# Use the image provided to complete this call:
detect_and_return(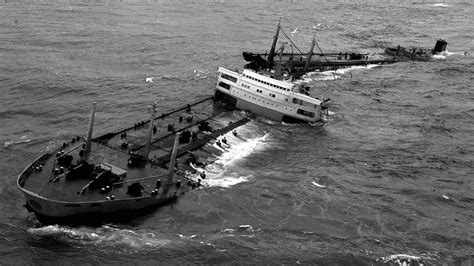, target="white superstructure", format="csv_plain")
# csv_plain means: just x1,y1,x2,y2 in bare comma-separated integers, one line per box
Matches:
215,67,328,123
